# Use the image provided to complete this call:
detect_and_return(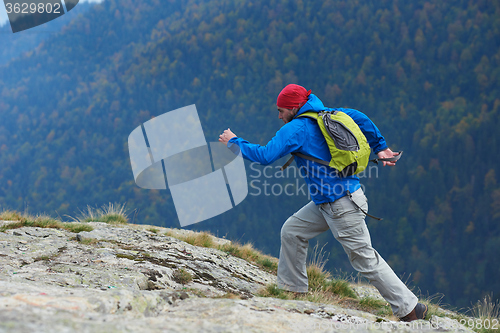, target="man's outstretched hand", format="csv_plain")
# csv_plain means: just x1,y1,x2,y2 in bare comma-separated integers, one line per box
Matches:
377,148,399,166
219,128,237,146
